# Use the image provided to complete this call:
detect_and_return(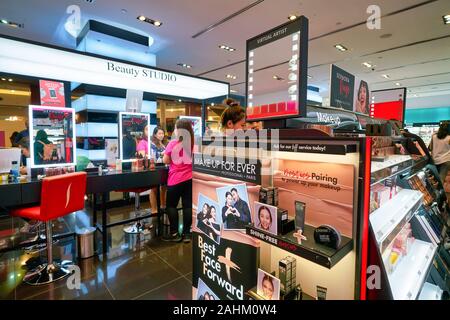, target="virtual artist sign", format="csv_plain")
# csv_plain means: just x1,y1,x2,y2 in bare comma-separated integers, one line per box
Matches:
193,233,258,300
